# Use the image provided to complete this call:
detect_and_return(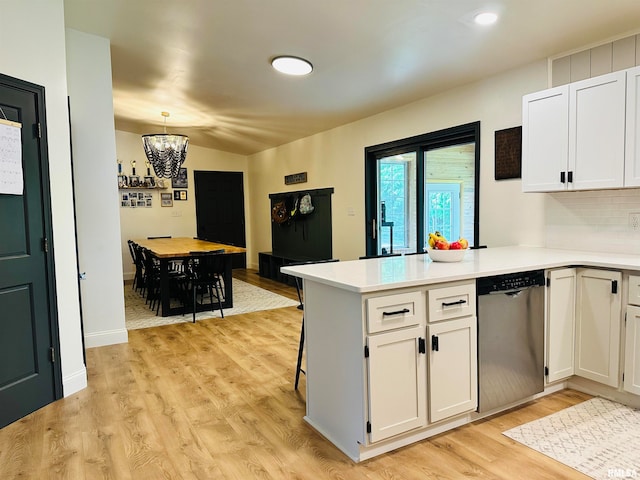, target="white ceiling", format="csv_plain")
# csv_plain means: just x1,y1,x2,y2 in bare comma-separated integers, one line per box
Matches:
63,0,640,155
